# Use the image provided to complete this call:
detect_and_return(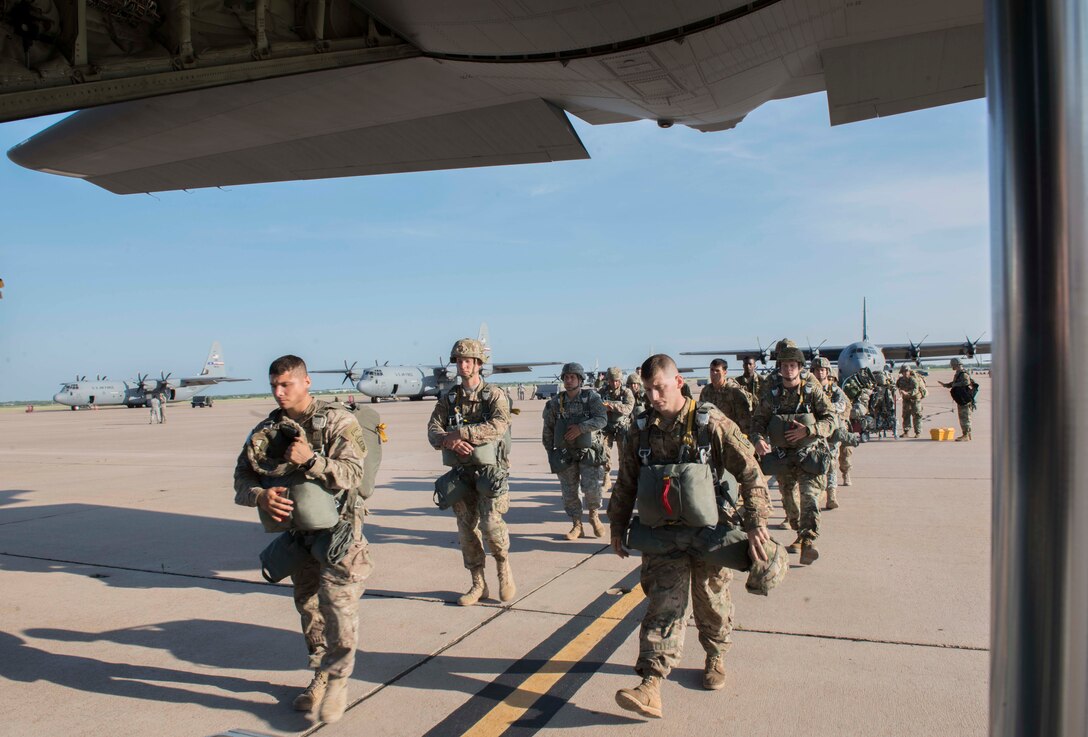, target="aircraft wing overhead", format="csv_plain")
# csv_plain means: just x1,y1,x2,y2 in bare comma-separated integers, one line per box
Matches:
490,362,562,375
178,376,249,387
879,341,992,361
